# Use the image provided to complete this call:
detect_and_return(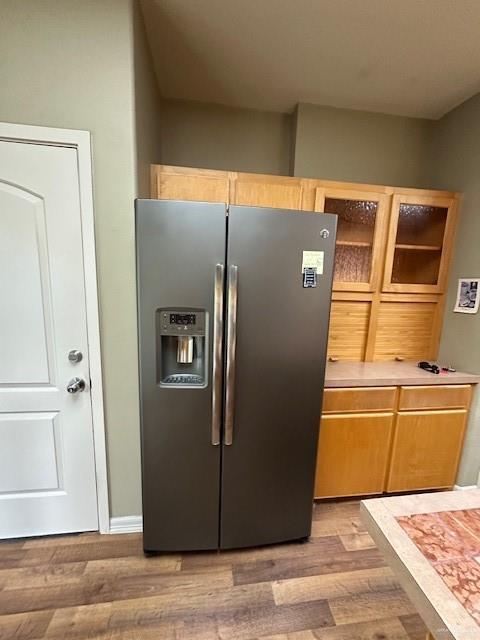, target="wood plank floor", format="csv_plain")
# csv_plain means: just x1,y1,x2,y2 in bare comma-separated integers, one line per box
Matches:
0,500,427,639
